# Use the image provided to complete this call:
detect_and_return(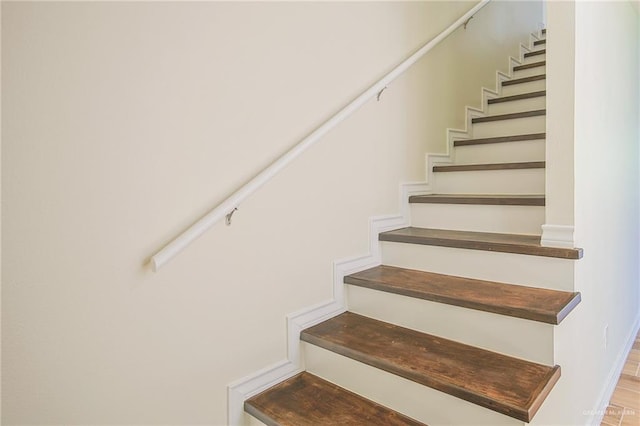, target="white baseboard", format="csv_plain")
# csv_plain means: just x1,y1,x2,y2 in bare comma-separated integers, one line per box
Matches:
226,181,429,426
541,224,575,248
587,314,640,425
